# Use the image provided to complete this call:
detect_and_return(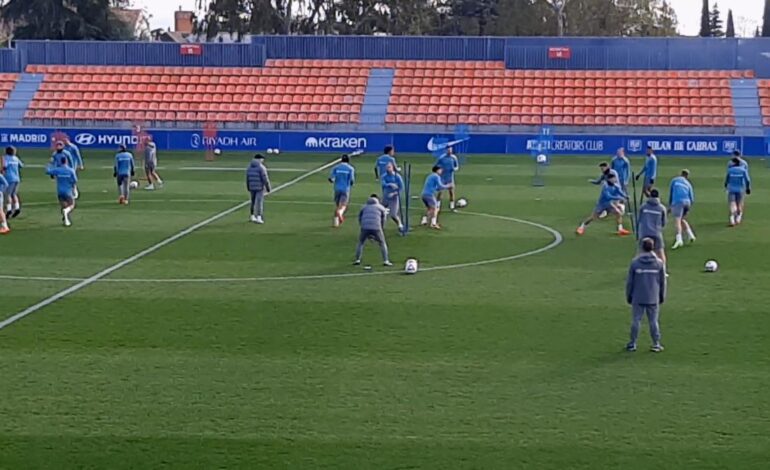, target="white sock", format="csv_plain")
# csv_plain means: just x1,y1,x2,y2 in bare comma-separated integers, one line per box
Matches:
13,201,19,210
4,204,9,213
686,228,695,239
333,216,339,227
450,201,455,209
1,221,7,229
676,233,683,243
617,224,623,231
729,215,735,225
431,216,437,225
420,216,428,225
63,206,73,216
